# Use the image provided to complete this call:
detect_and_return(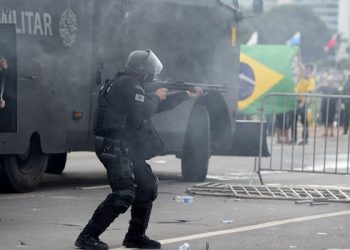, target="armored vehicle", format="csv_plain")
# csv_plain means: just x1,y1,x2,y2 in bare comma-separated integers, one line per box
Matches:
0,0,265,192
